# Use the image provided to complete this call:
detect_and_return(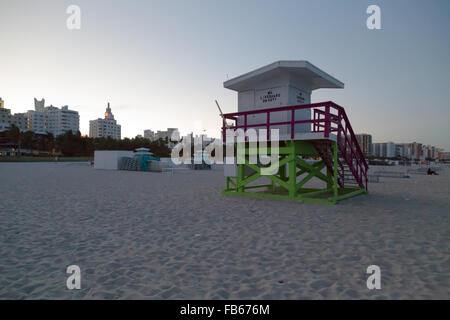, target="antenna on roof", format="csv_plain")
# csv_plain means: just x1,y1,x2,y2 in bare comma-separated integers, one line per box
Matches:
215,100,224,119
215,100,235,131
